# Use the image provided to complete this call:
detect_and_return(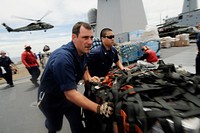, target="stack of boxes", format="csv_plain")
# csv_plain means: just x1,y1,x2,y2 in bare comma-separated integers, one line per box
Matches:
160,33,190,48
160,36,174,48
174,34,190,47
